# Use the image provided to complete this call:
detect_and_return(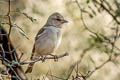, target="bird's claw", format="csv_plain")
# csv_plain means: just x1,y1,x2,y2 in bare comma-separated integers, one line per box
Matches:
41,56,46,62
53,55,58,62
